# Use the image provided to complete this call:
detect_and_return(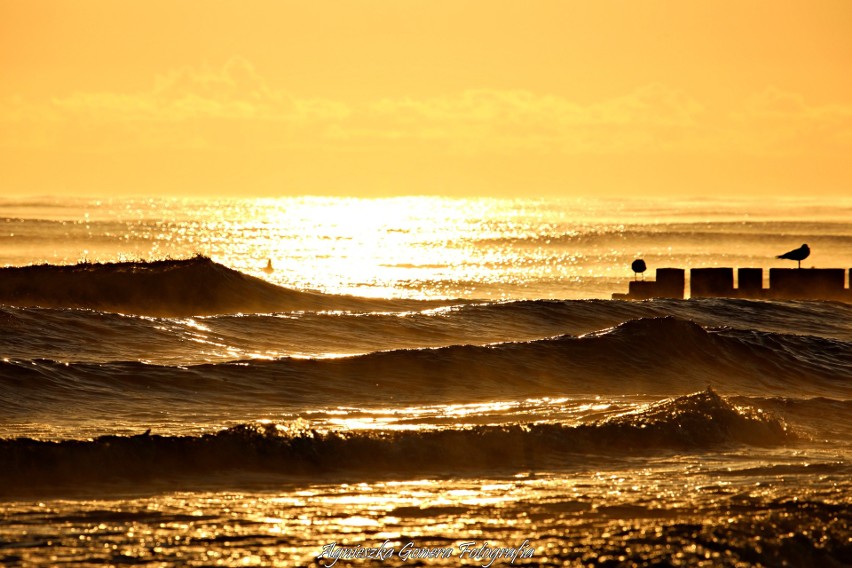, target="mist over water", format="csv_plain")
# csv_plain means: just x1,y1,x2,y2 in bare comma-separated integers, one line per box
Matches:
1,196,850,566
